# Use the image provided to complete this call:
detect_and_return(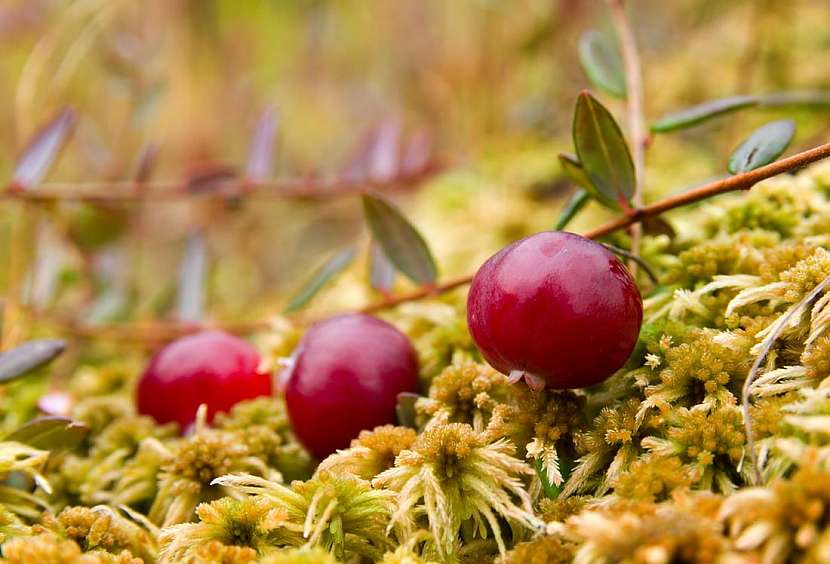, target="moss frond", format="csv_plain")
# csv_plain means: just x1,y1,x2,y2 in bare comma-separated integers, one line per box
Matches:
317,425,417,480
214,471,395,561
373,422,542,559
